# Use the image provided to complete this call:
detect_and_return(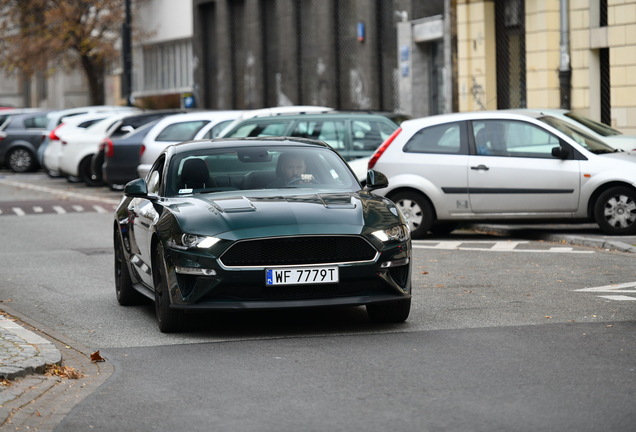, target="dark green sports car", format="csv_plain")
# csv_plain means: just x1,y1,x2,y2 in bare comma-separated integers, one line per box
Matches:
114,137,411,332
